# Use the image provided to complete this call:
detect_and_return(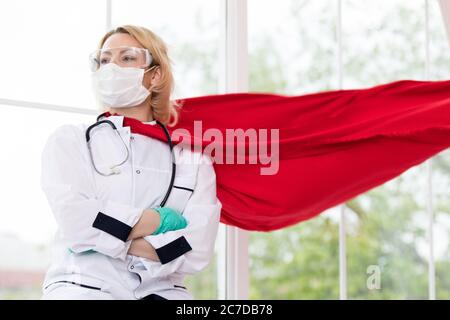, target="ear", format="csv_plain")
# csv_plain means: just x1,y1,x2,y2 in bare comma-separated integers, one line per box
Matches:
150,67,162,88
